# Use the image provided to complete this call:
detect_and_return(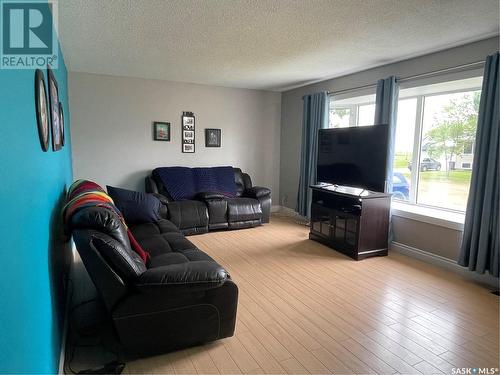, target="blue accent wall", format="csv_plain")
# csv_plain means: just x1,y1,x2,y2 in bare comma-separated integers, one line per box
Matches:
0,3,73,373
